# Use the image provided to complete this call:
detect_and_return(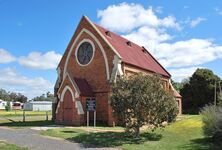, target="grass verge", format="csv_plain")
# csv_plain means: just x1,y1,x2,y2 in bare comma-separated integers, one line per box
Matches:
0,141,28,150
0,110,52,117
0,110,53,128
41,115,222,150
0,120,54,127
